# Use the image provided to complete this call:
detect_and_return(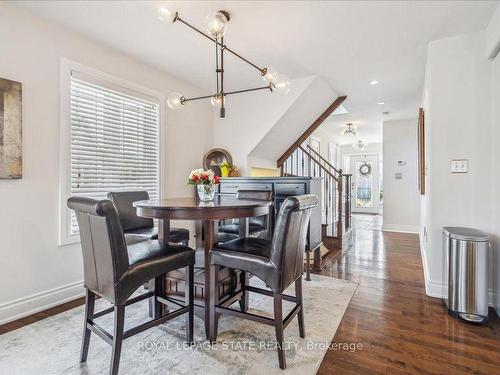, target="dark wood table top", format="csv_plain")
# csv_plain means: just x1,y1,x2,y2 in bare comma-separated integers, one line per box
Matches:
134,195,272,220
